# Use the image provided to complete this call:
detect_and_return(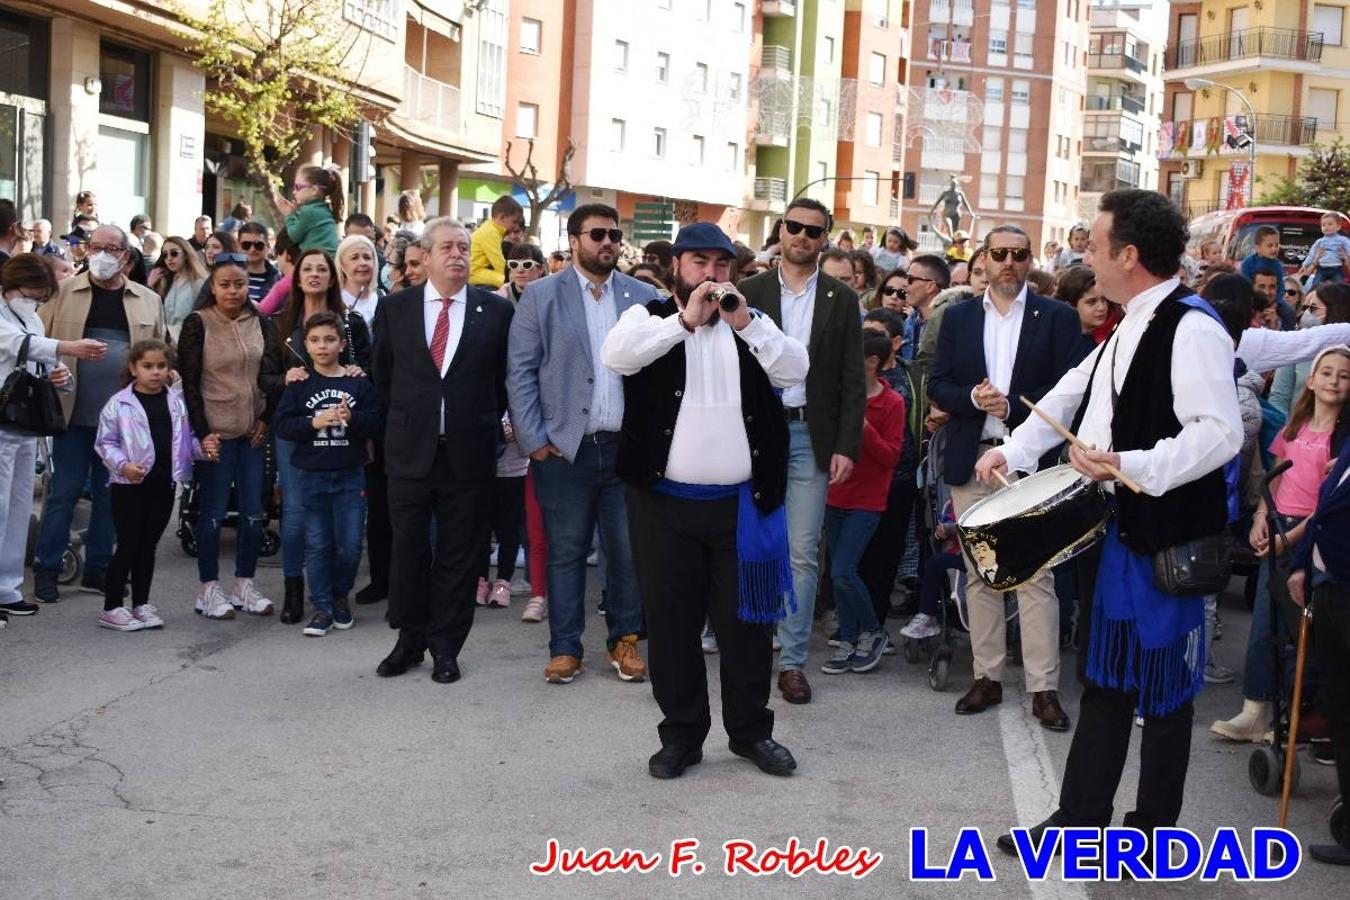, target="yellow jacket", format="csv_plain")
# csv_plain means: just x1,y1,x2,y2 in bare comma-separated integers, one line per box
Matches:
470,218,507,288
